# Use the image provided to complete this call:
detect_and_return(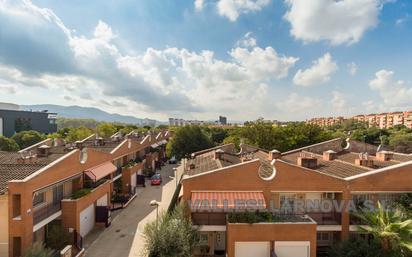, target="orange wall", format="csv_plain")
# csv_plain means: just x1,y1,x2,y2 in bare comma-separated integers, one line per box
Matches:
227,223,317,257
61,181,111,232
